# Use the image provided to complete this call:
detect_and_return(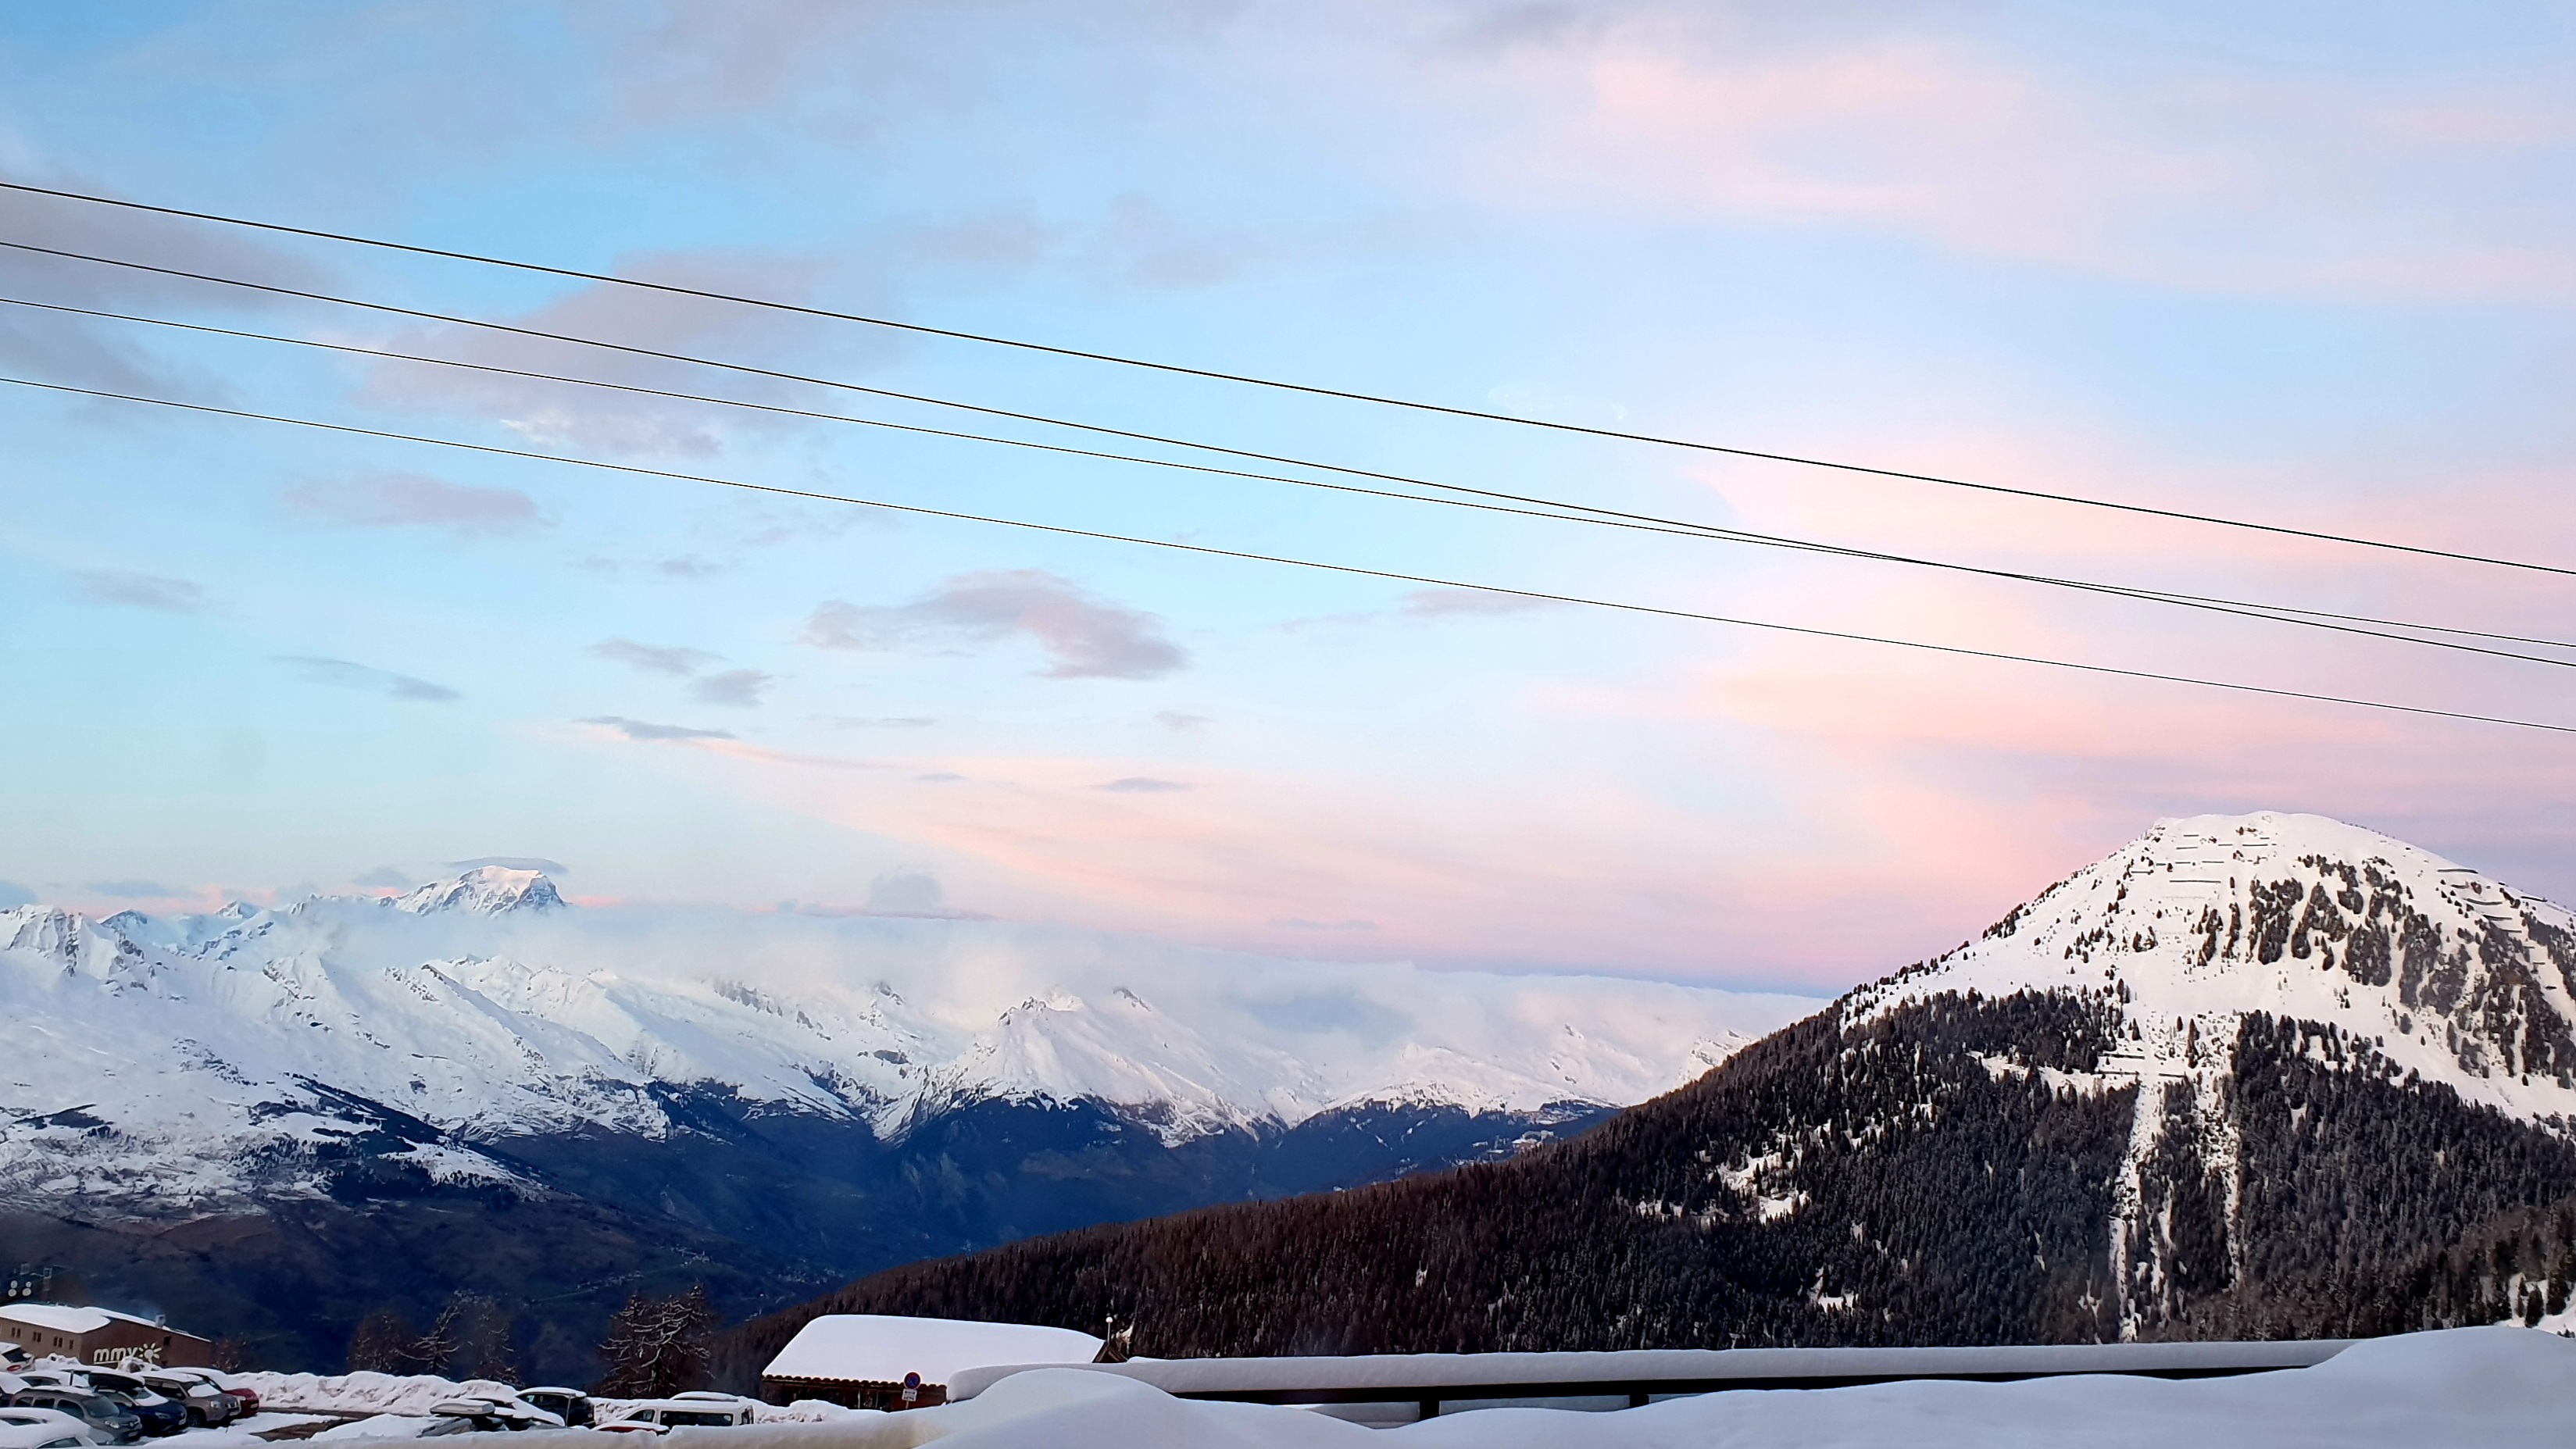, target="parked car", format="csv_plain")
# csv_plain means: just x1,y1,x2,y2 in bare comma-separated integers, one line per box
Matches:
595,1397,757,1434
131,1369,253,1430
2,1390,140,1445
131,1378,231,1430
0,1422,91,1449
20,1377,173,1444
417,1398,561,1437
0,1408,102,1447
63,1377,180,1440
148,1372,256,1420
516,1389,591,1428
